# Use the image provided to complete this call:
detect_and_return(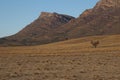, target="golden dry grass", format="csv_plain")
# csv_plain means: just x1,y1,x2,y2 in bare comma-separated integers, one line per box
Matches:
0,35,120,80
0,34,120,54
